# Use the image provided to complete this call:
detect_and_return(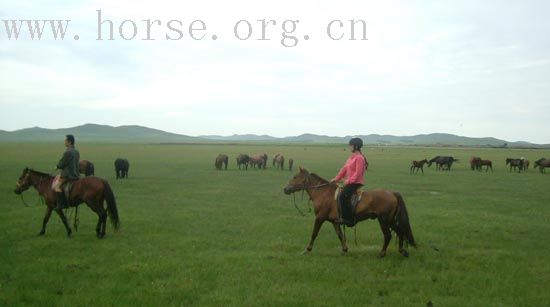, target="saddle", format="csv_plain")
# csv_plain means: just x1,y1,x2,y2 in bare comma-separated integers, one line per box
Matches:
335,187,363,226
